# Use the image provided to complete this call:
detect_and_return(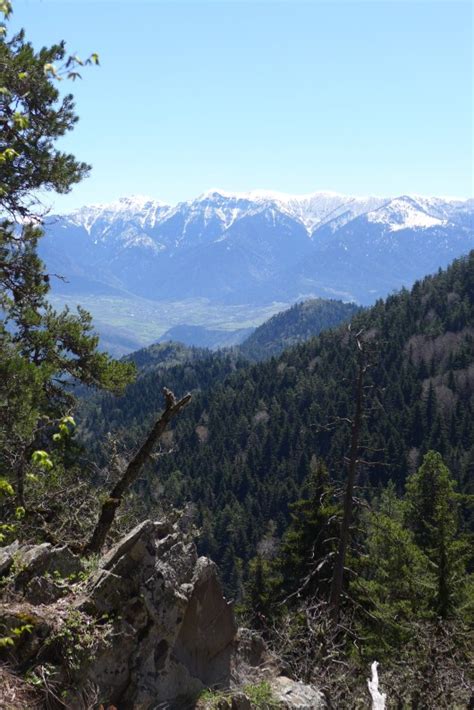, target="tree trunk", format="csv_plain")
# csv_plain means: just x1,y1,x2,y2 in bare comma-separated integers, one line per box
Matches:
84,388,191,556
329,355,364,614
